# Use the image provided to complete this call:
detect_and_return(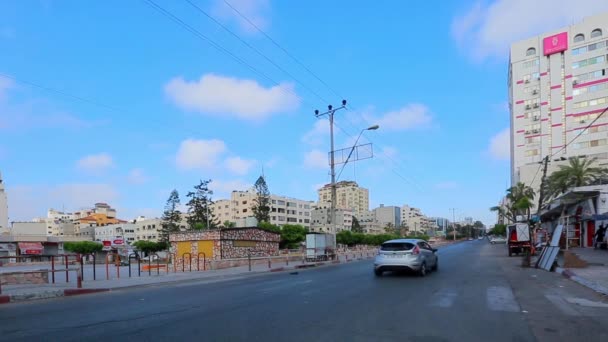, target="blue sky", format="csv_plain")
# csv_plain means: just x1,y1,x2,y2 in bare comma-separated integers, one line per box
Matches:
1,0,607,225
